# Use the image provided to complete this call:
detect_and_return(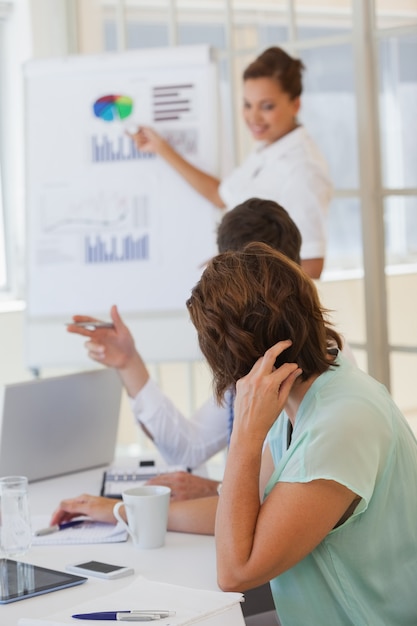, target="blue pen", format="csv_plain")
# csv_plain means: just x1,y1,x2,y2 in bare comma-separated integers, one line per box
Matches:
34,519,86,536
72,611,176,621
